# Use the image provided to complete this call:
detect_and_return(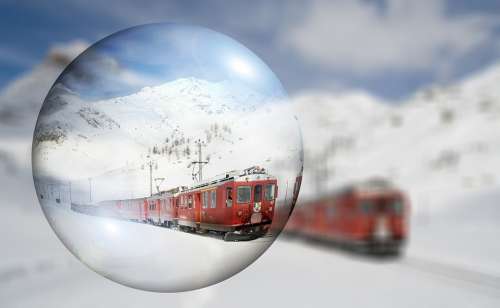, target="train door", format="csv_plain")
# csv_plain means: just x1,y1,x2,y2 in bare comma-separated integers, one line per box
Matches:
197,192,203,223
373,196,392,241
262,182,276,221
224,184,234,224
156,199,161,223
193,193,200,223
252,184,263,224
